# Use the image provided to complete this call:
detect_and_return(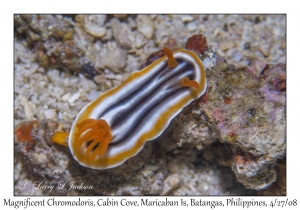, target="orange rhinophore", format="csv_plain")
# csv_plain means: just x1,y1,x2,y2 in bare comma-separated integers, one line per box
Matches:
163,46,178,68
181,77,200,89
